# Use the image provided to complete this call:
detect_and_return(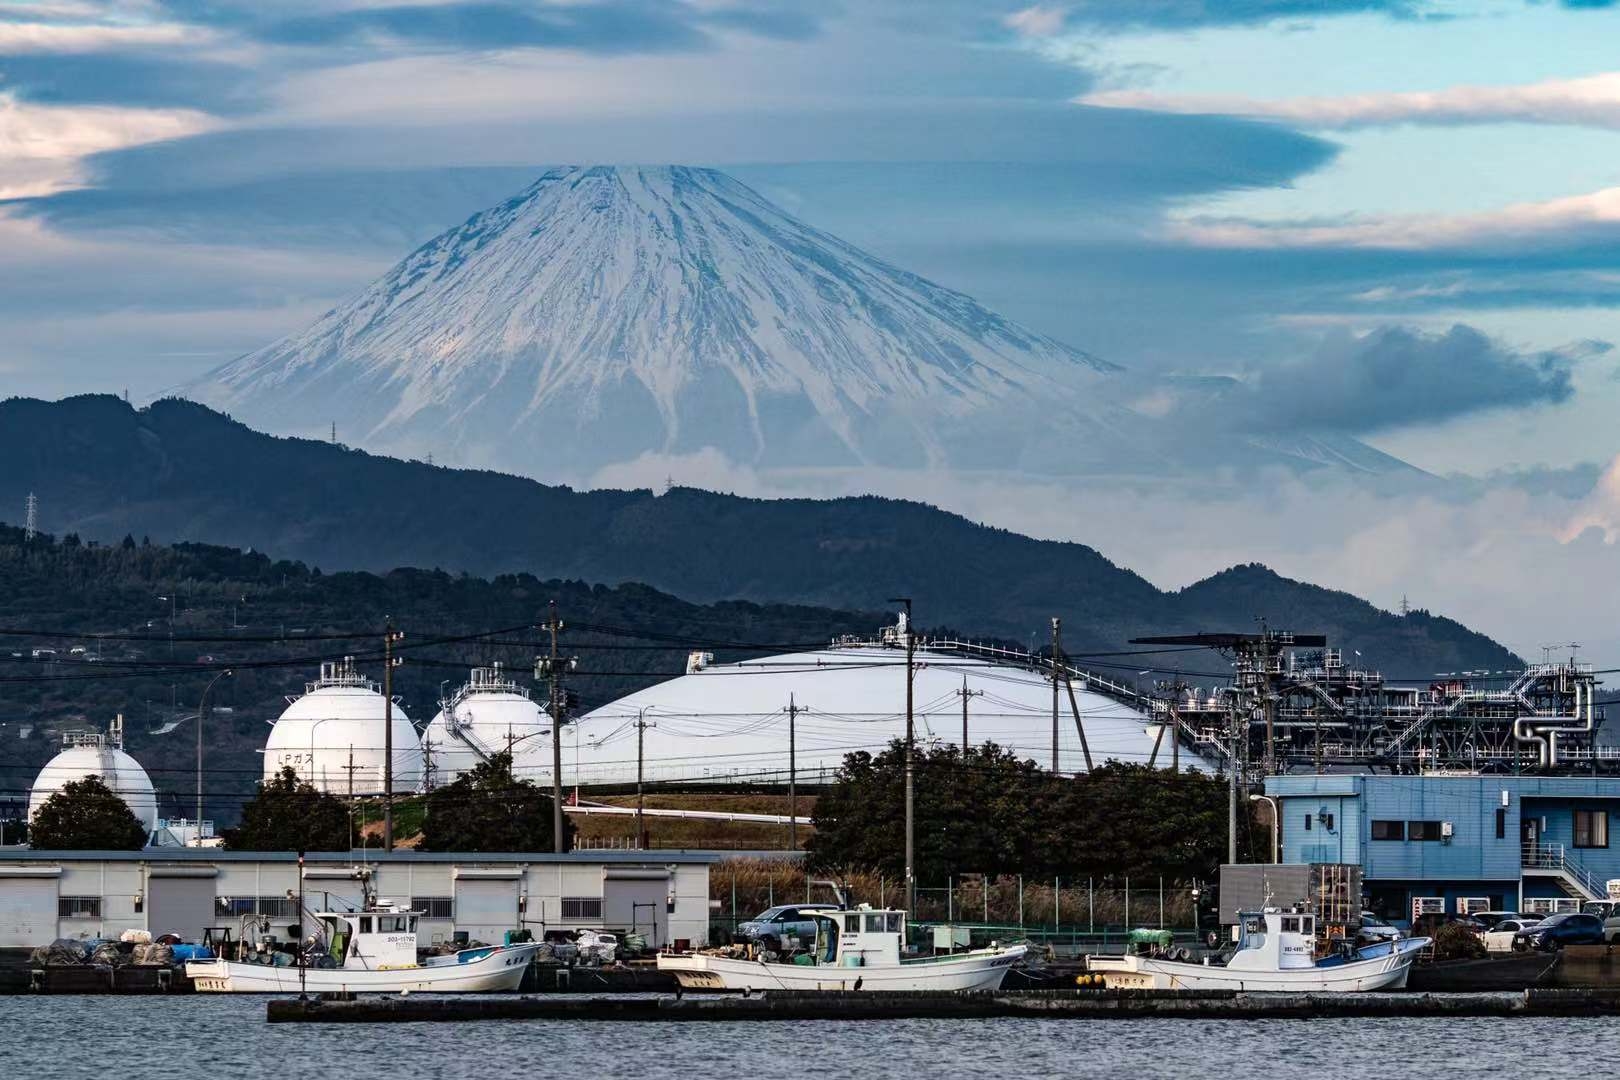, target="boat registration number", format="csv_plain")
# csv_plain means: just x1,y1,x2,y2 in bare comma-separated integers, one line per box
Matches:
672,971,726,990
